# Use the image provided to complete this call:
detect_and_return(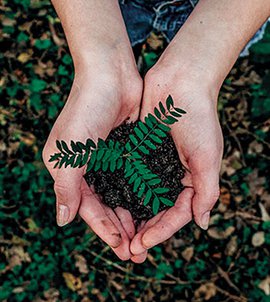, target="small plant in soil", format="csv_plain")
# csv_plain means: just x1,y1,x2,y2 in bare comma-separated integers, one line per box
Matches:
49,95,187,222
